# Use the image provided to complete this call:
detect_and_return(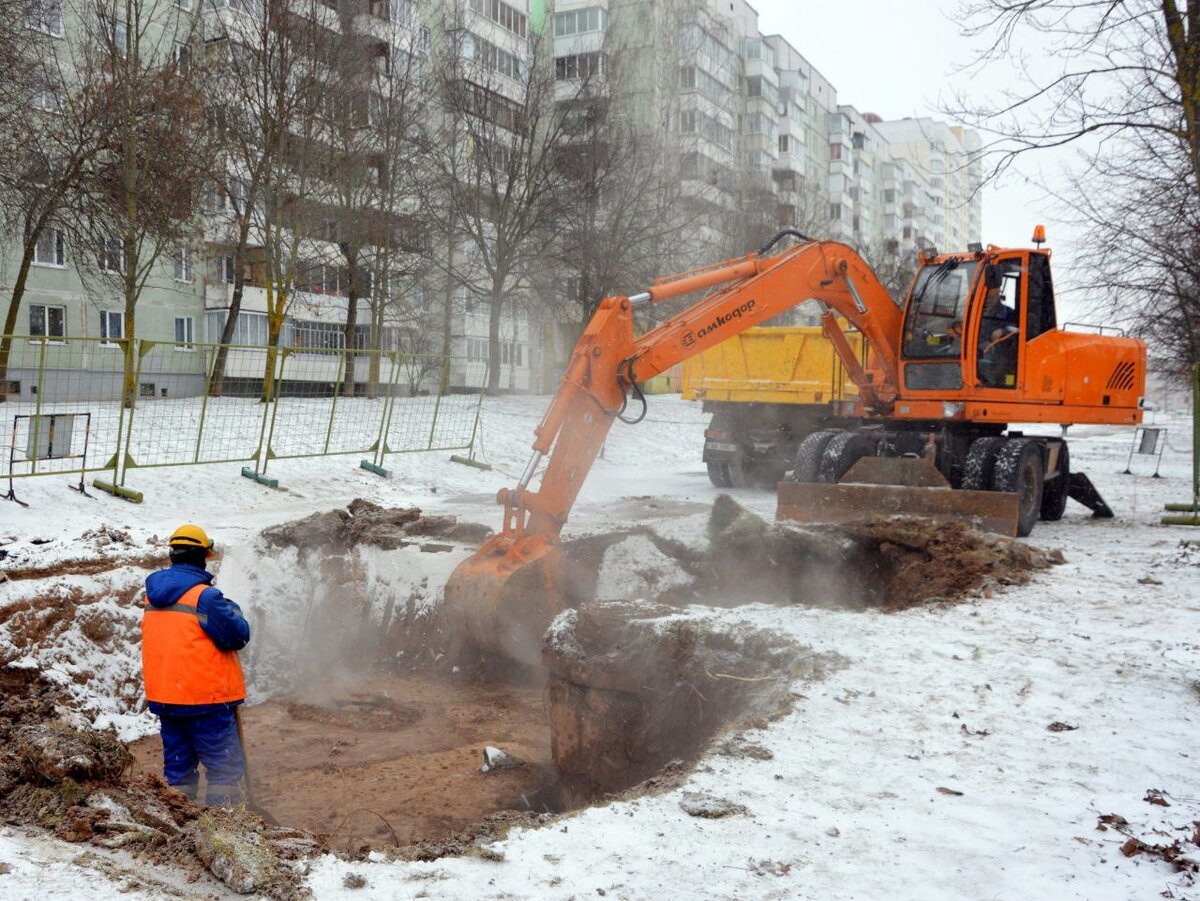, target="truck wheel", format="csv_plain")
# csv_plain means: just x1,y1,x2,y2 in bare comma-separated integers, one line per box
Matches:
1040,441,1069,521
961,436,1006,491
991,438,1045,537
818,431,875,484
726,450,753,489
706,460,733,489
790,430,839,483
